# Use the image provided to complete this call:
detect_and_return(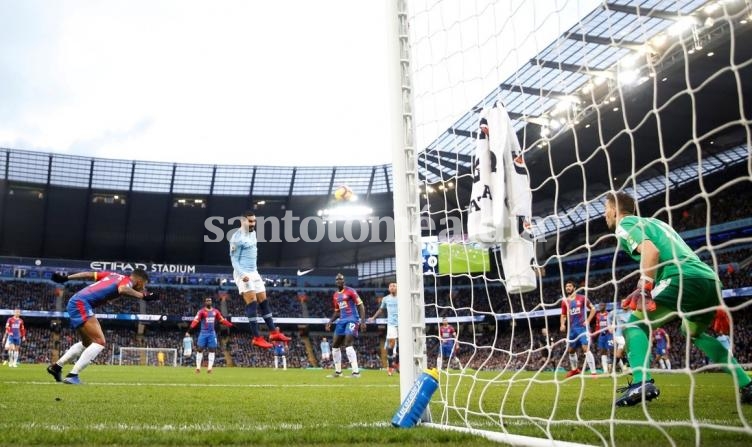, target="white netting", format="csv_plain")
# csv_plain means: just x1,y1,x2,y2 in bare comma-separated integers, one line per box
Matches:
399,0,752,445
119,347,178,367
